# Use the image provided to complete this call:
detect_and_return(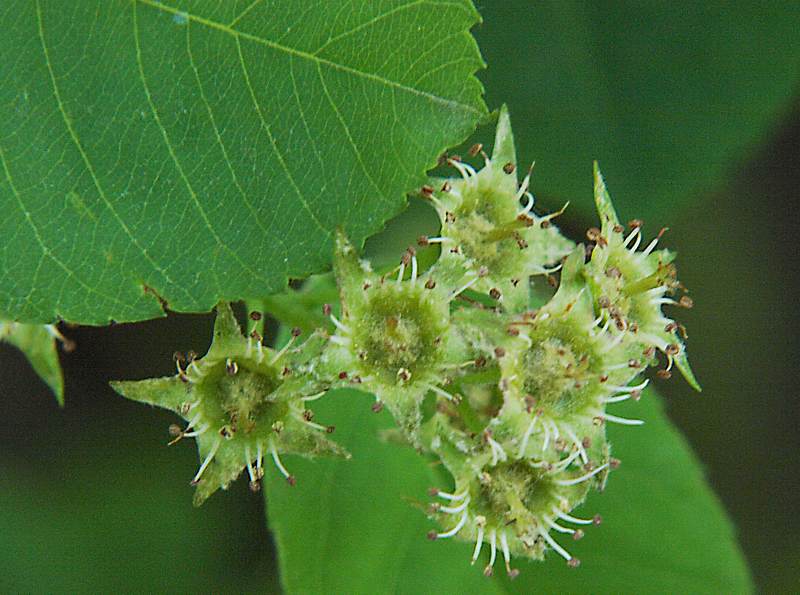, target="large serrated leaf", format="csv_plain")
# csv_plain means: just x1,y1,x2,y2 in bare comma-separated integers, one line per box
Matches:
0,0,486,324
265,388,752,593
